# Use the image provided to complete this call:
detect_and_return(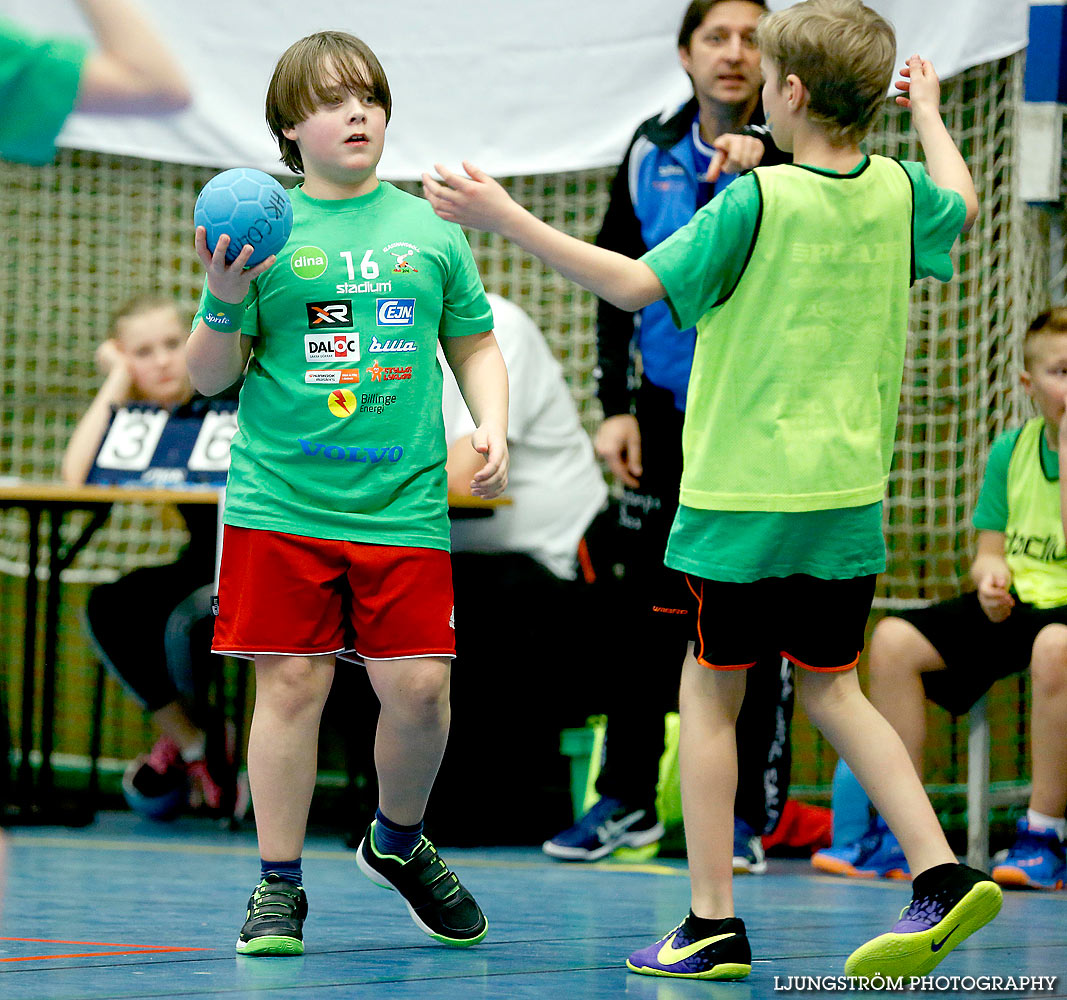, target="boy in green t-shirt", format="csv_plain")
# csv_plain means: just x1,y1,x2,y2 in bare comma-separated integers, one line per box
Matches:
819,308,1067,892
423,0,1000,982
186,31,509,956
